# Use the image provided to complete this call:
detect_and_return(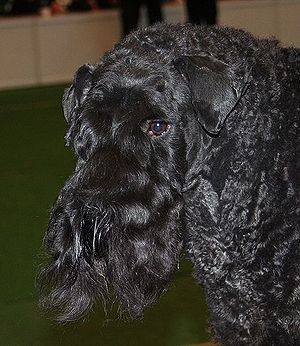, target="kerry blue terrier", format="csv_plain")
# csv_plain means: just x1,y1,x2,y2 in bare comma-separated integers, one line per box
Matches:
38,23,300,345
